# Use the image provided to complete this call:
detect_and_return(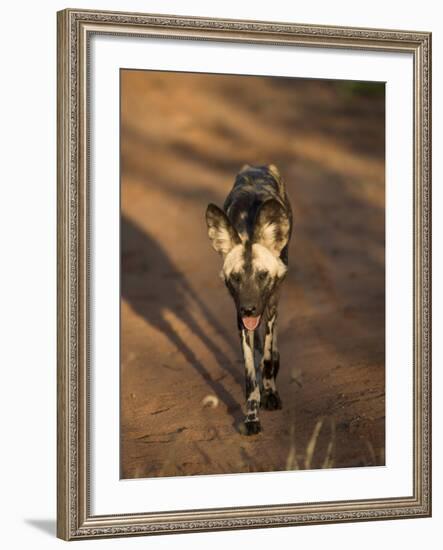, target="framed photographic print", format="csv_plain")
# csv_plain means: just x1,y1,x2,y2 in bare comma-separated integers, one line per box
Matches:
57,8,432,540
